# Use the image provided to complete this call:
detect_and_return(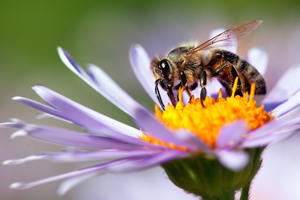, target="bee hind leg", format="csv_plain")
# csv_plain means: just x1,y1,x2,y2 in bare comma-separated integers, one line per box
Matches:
179,71,193,103
200,71,207,107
